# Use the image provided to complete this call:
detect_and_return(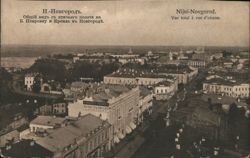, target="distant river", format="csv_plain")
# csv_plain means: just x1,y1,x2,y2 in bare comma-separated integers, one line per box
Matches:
1,57,37,69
